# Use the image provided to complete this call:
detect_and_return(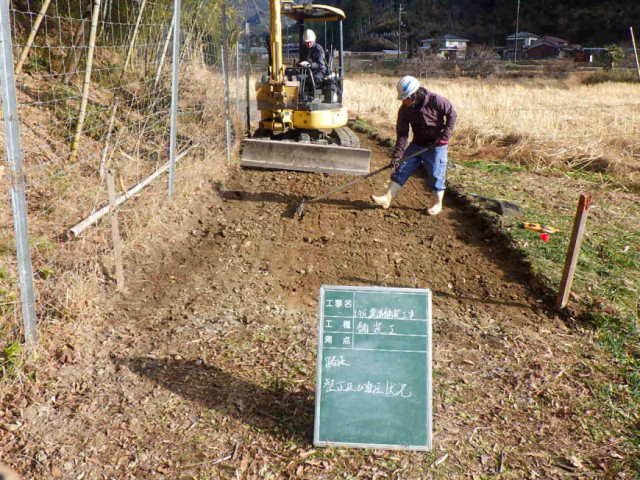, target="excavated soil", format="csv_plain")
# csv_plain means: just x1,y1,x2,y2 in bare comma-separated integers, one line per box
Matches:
2,134,630,479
